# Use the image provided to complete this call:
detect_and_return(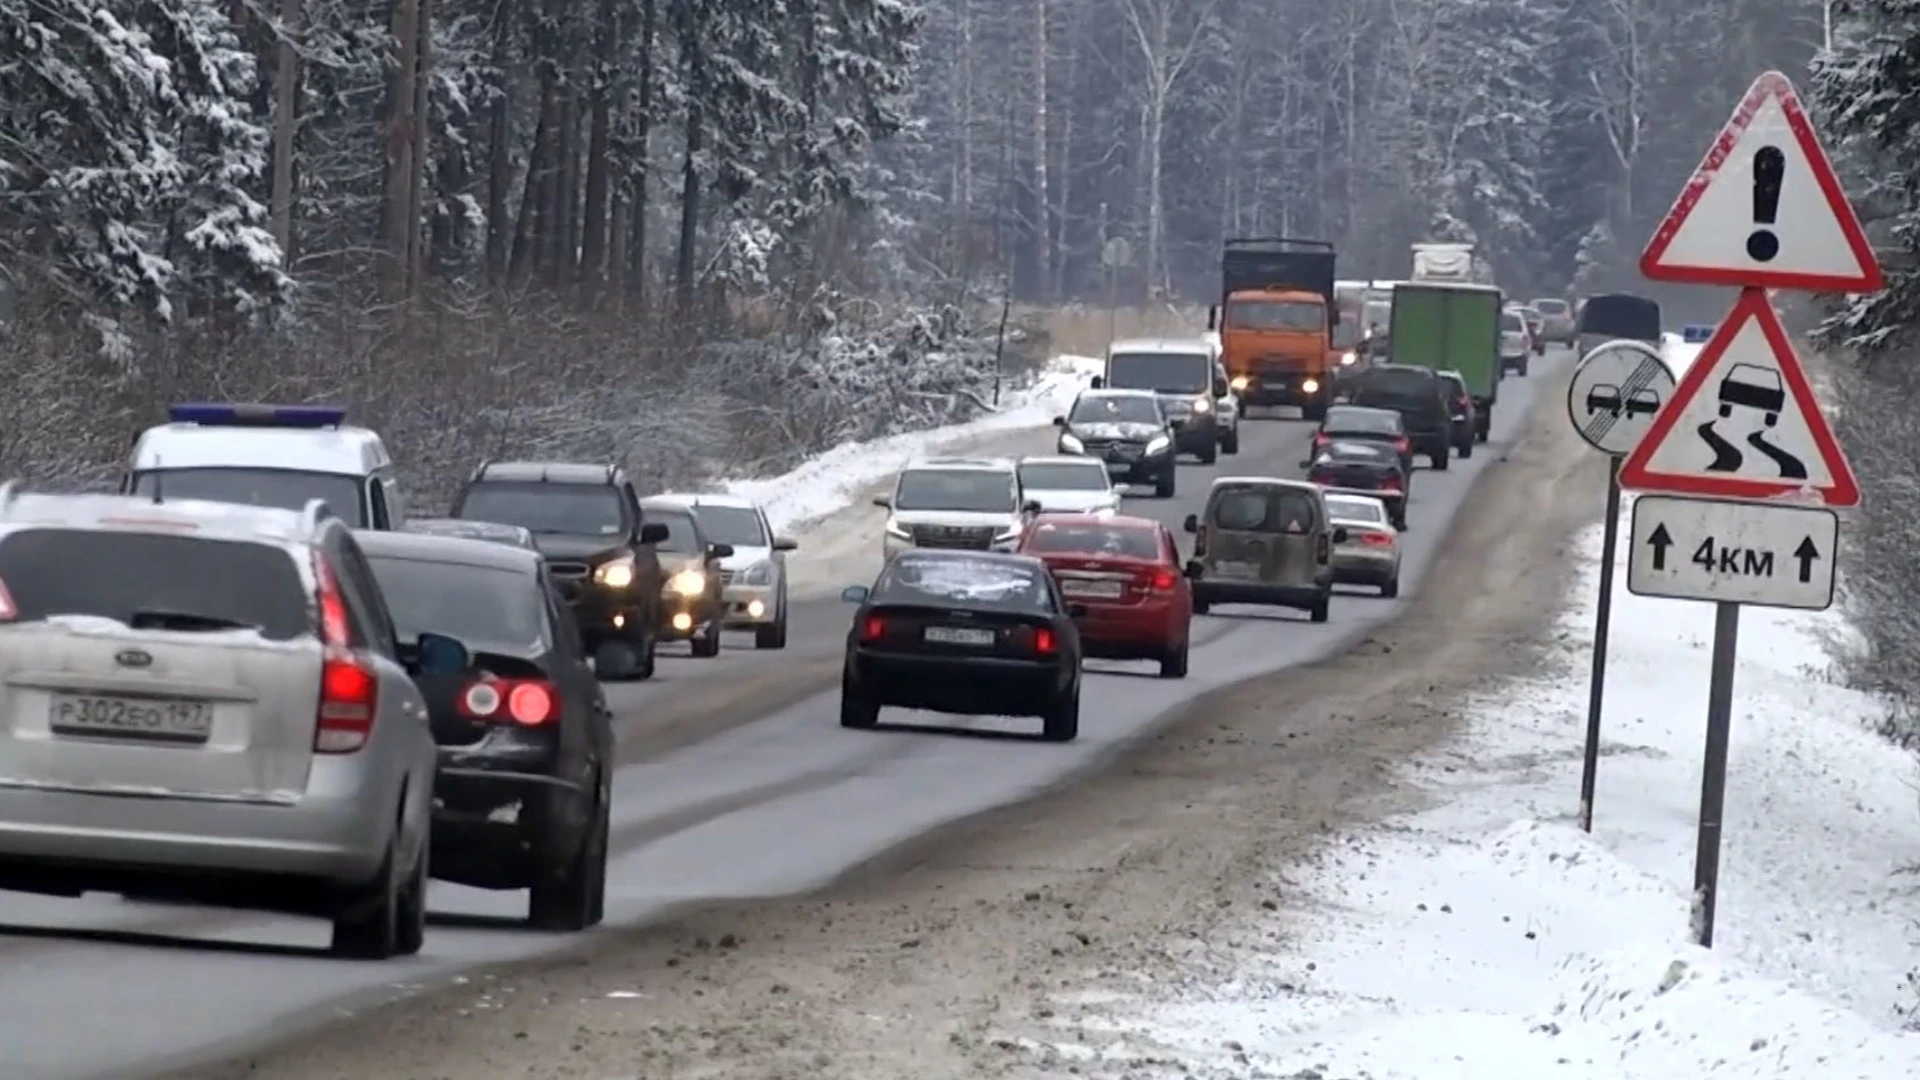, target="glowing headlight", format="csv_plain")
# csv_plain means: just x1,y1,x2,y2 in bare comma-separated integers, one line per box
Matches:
737,560,774,586
1302,378,1321,394
1192,397,1212,413
885,519,912,540
1341,351,1357,366
667,569,706,596
1058,433,1085,453
594,558,636,588
1230,375,1250,392
1144,434,1171,455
